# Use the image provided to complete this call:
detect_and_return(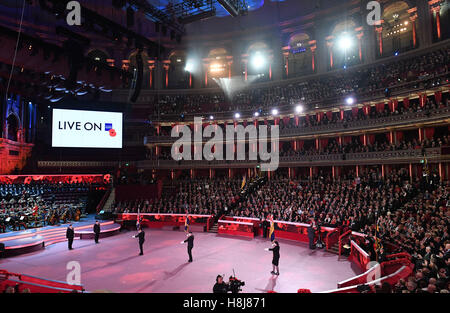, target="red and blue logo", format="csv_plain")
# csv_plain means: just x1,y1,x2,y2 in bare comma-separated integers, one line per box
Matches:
105,123,116,137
